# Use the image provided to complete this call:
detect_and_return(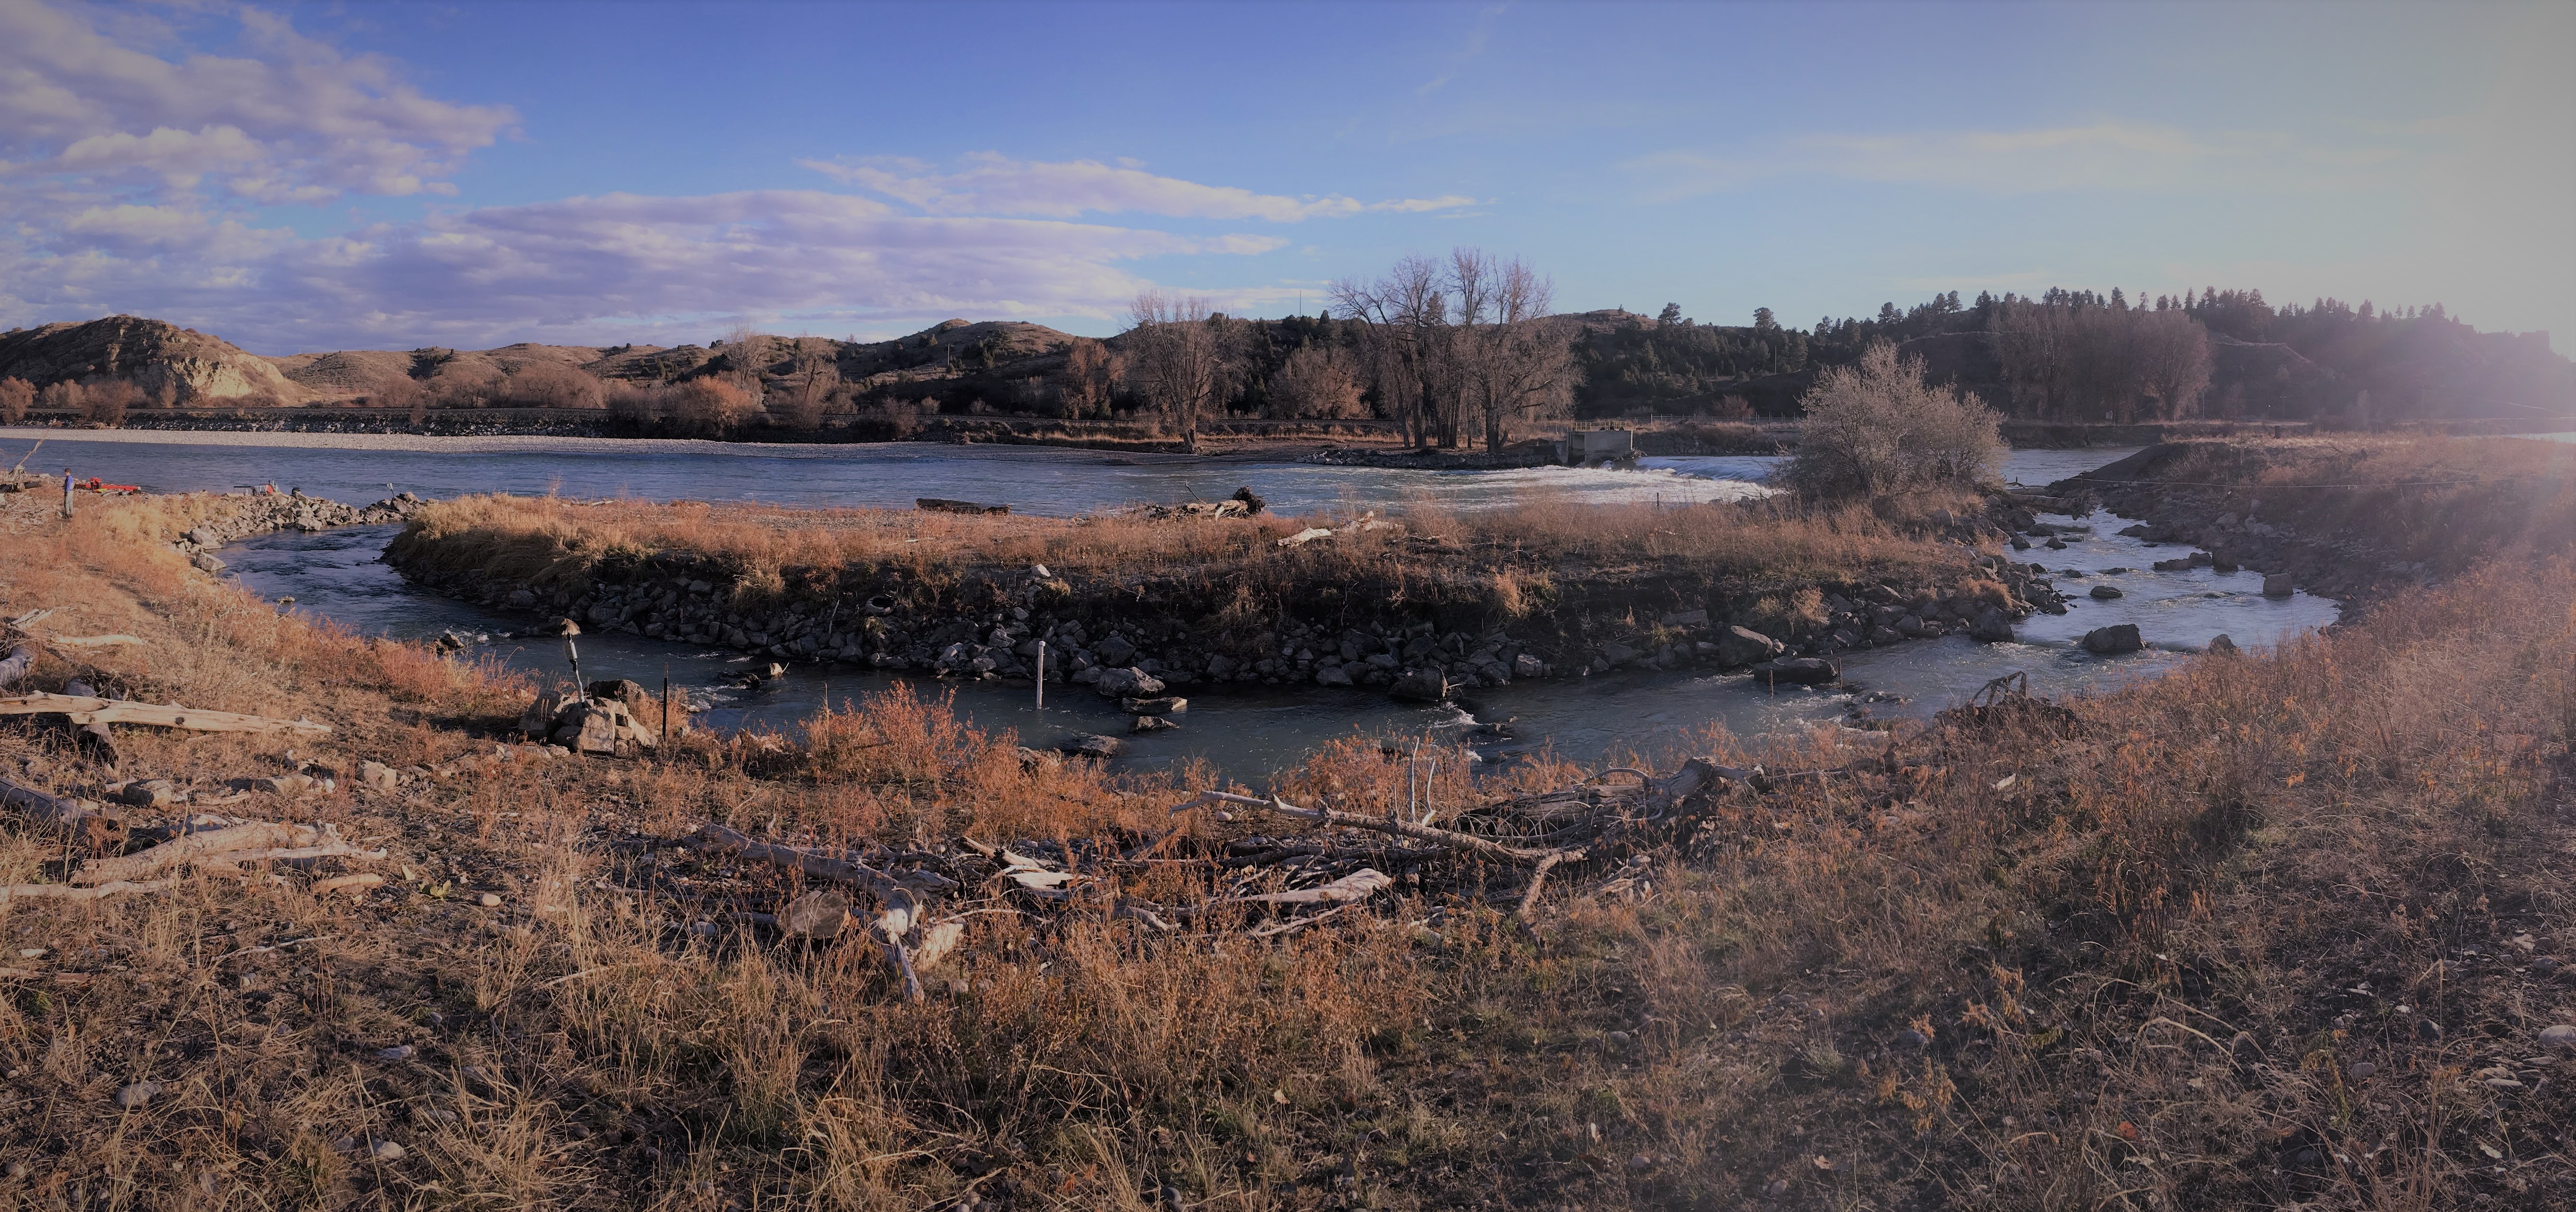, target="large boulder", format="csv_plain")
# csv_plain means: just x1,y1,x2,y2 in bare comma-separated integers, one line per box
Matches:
1091,666,1165,698
534,695,659,755
1751,657,1840,685
1092,634,1138,666
1969,608,2016,643
1059,733,1126,759
1715,625,1785,668
1390,669,1451,702
2262,573,2294,598
2089,584,2124,600
2081,624,2144,656
518,692,578,739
